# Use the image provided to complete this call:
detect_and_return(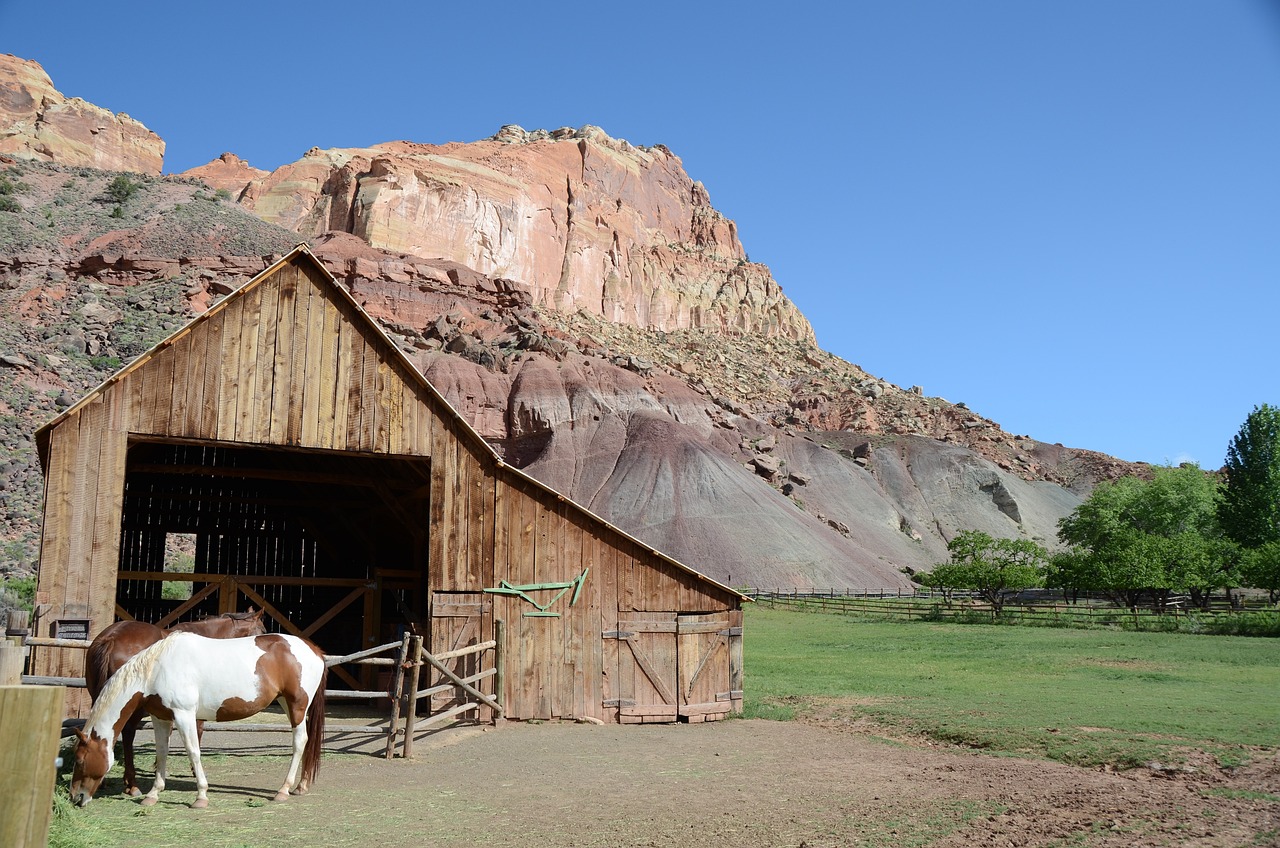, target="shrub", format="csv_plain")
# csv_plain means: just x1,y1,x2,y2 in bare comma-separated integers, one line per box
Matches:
105,174,141,206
